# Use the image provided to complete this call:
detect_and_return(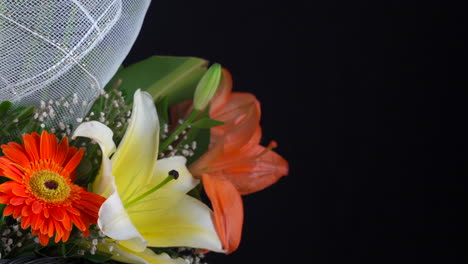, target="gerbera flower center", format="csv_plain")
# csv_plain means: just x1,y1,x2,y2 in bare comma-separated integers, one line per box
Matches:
29,170,71,203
